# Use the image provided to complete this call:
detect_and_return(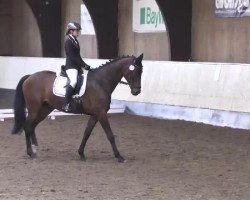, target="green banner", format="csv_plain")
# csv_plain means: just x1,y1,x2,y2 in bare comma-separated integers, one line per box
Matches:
133,0,166,33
